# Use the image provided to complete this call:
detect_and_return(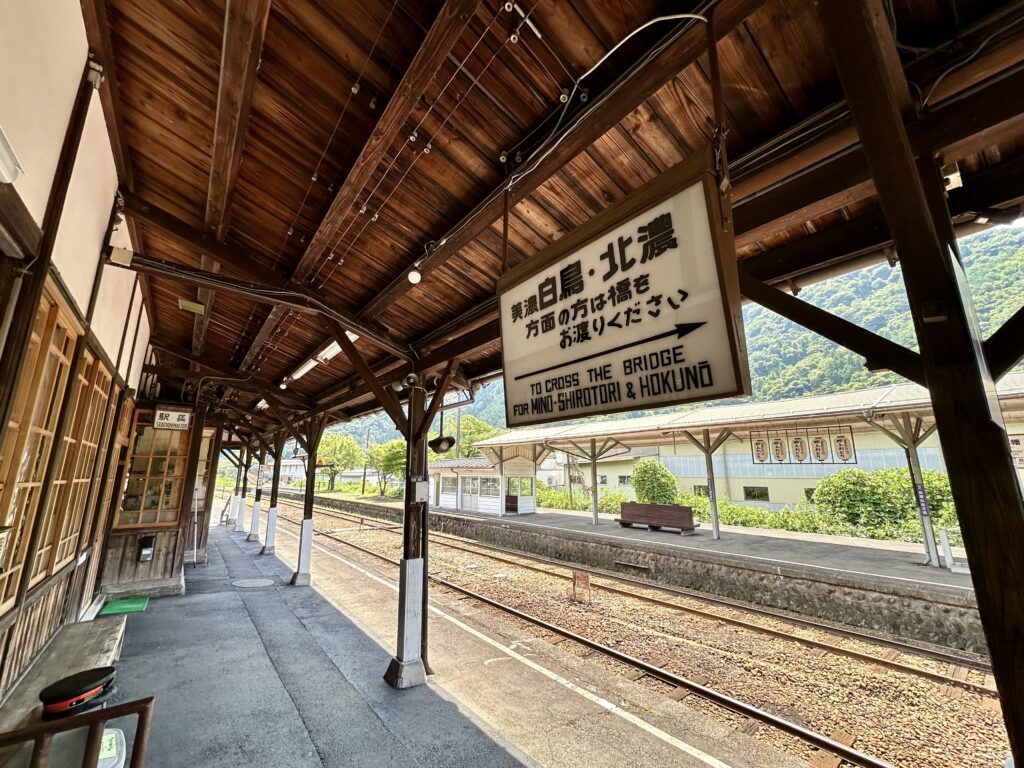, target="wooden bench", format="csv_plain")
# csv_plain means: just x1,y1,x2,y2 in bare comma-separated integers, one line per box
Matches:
0,615,126,765
615,502,697,535
504,495,518,514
